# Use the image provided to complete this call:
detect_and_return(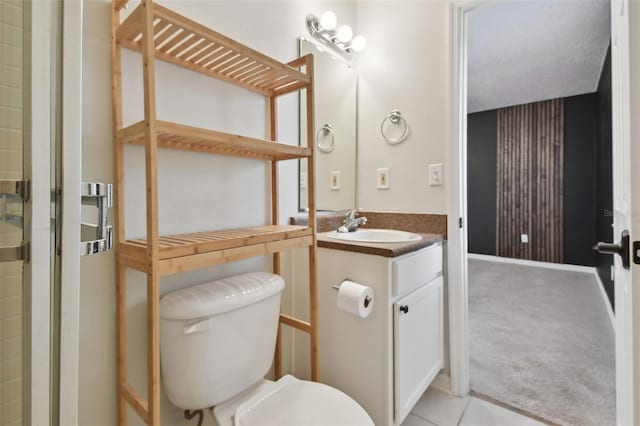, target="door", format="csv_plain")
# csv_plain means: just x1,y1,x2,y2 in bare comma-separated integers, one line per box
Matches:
0,1,63,424
609,1,639,424
394,277,444,424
